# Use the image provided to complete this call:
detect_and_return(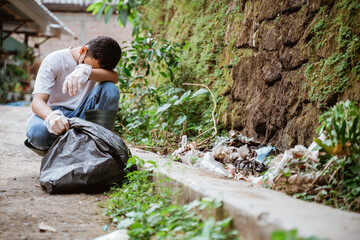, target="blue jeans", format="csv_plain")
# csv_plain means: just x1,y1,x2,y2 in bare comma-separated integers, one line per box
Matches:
26,82,119,150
